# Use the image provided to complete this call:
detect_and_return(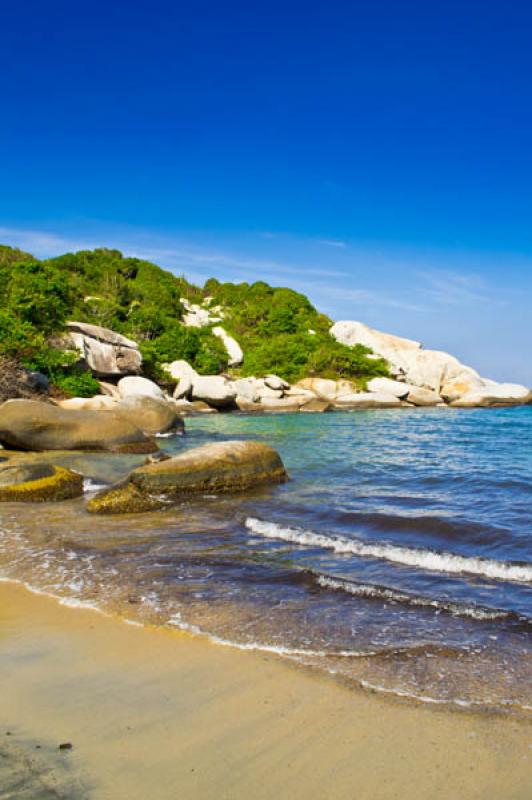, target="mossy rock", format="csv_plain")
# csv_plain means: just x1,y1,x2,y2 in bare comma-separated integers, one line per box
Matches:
0,464,83,502
86,440,287,514
86,480,166,514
